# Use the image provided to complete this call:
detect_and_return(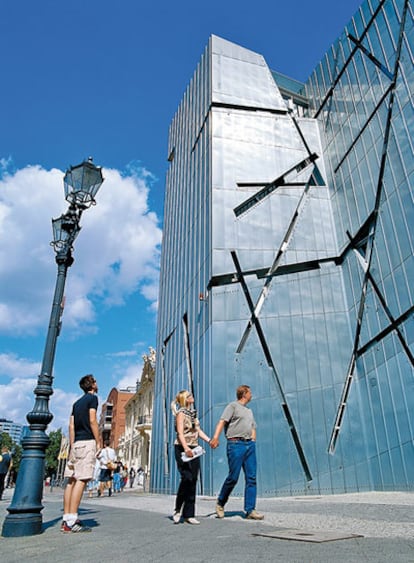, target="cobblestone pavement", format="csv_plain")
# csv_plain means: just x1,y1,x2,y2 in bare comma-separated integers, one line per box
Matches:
1,488,414,562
